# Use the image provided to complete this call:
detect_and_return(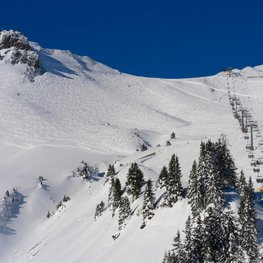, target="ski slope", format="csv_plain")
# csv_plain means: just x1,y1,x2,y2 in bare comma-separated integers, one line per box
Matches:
0,38,262,262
